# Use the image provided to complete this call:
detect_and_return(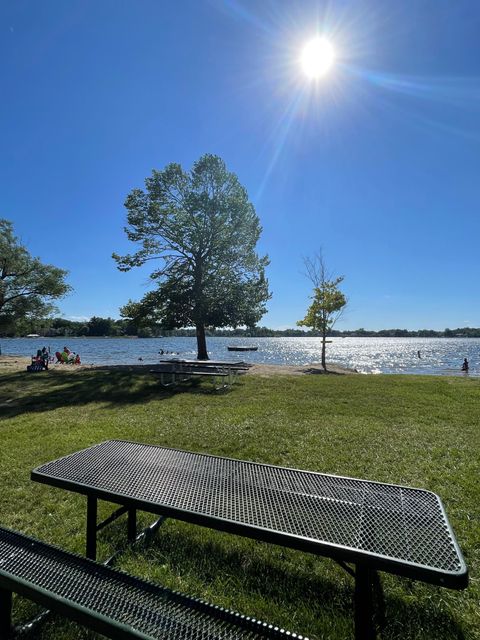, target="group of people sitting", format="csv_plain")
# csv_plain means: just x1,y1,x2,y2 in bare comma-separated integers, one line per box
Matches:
55,346,81,365
28,346,82,372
